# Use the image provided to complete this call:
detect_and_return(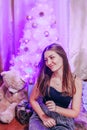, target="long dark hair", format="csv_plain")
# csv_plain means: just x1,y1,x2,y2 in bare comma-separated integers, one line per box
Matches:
37,43,76,96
